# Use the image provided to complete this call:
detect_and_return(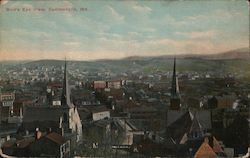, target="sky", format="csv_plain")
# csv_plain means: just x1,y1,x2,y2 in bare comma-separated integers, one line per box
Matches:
0,0,249,61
